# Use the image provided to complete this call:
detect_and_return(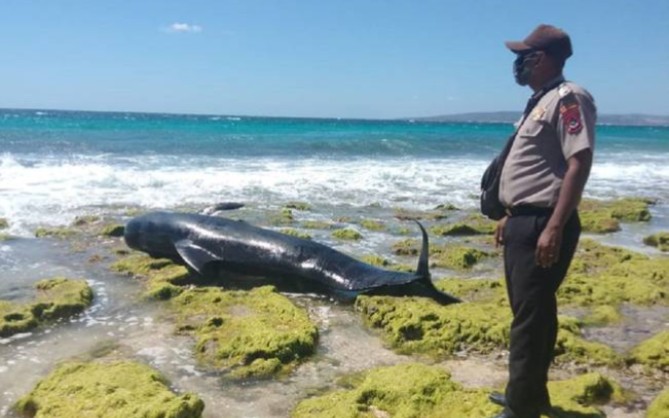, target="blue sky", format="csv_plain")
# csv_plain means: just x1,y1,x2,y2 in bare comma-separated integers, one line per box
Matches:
1,1,668,118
